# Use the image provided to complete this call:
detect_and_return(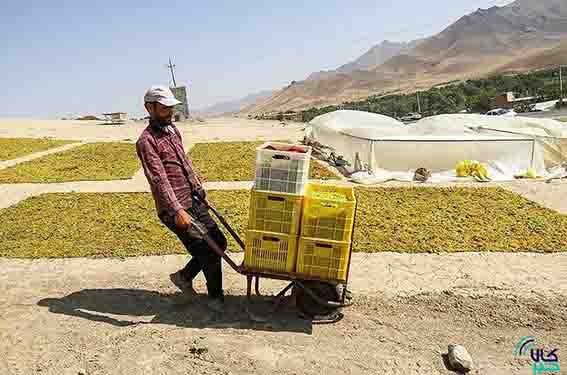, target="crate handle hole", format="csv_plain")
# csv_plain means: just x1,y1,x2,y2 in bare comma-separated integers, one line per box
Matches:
315,243,333,249
321,203,338,208
267,196,285,202
263,236,281,242
272,155,290,160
